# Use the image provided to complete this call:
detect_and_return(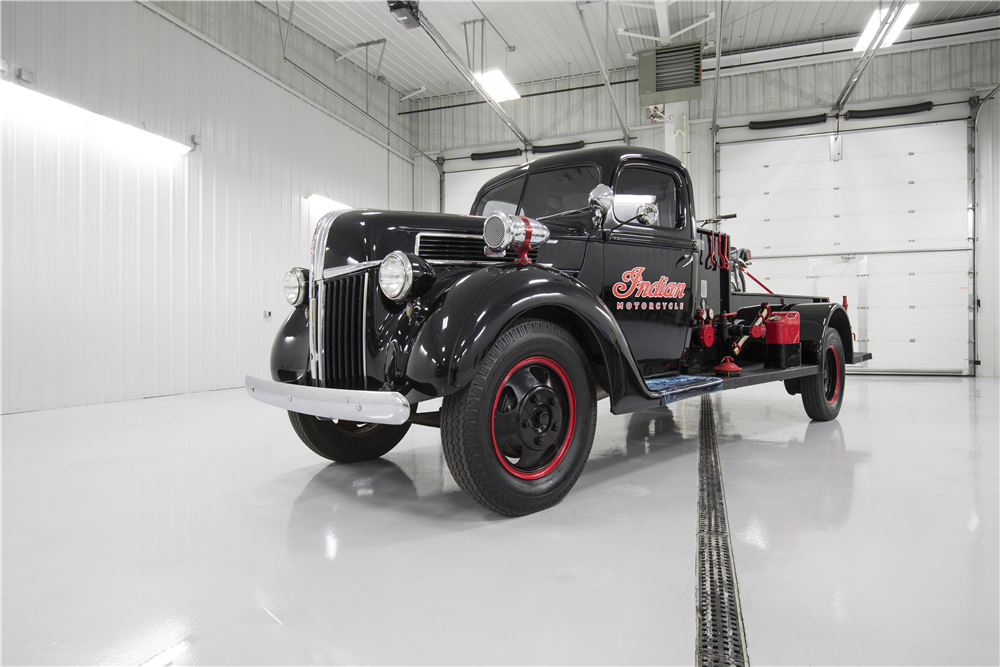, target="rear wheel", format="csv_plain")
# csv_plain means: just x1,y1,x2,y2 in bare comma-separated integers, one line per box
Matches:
441,319,597,516
289,412,410,463
801,328,845,421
